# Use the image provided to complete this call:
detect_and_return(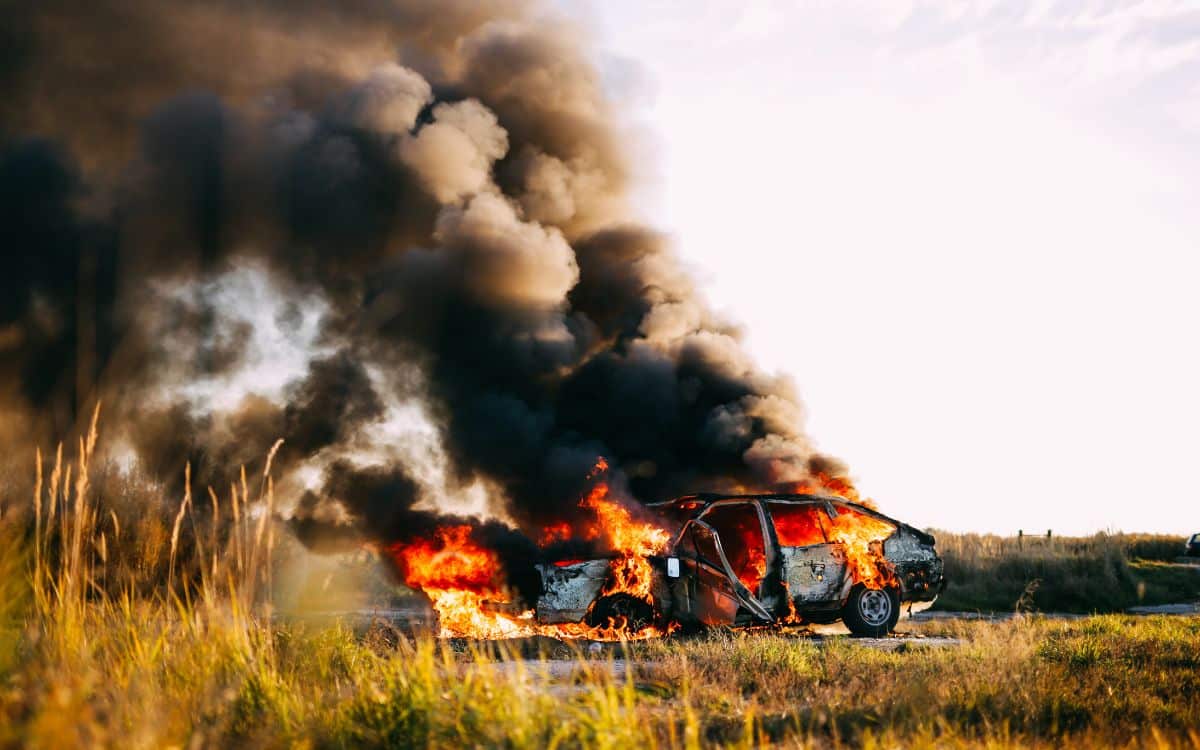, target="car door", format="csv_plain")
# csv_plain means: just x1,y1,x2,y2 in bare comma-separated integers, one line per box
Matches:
671,519,773,625
767,500,848,605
